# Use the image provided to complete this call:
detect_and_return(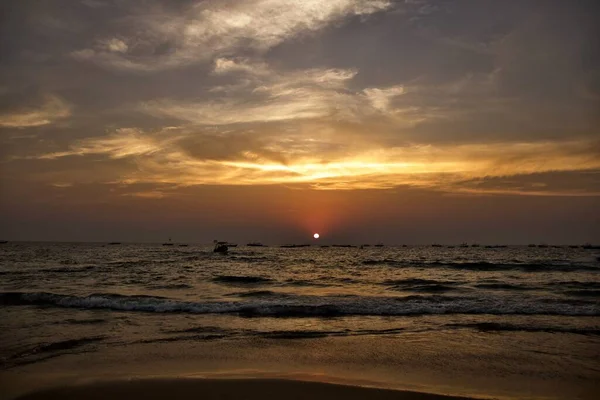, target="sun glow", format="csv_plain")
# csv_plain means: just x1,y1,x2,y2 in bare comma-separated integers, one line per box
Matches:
34,131,600,195
313,233,320,239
